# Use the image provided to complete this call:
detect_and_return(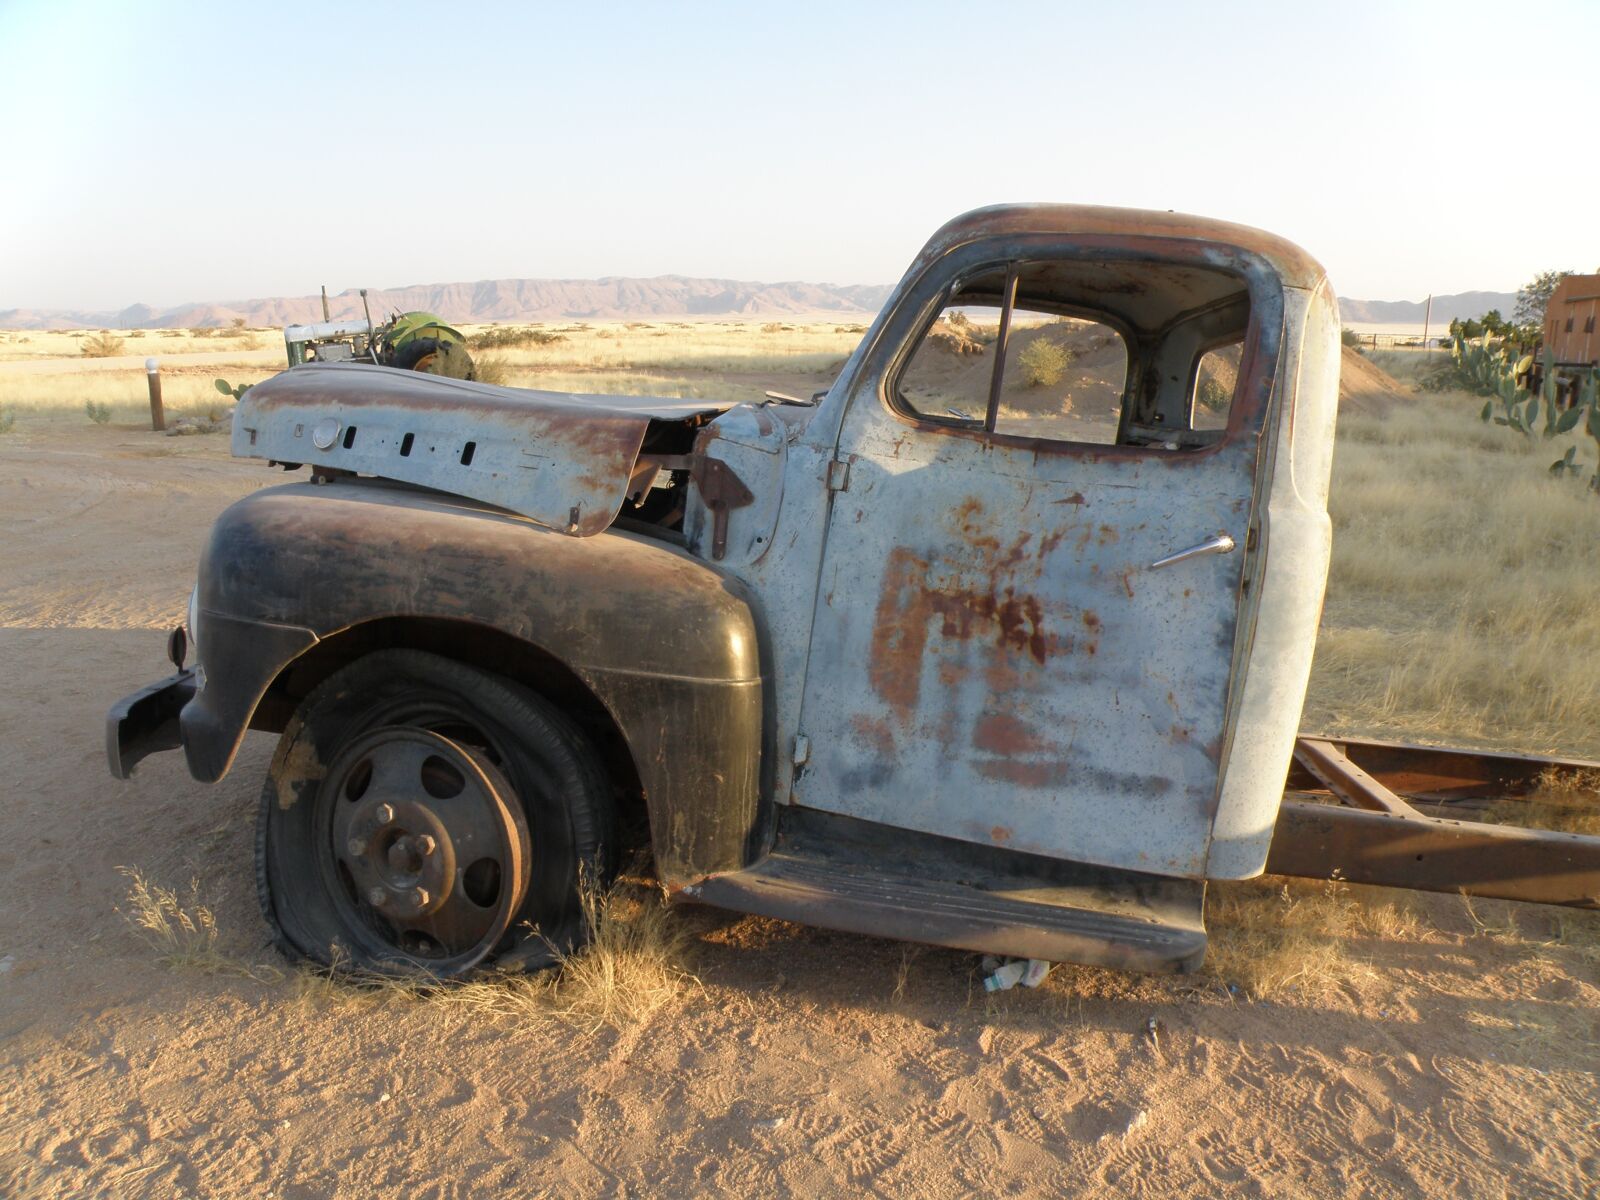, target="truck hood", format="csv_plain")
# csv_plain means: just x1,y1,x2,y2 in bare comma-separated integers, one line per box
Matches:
231,363,736,535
